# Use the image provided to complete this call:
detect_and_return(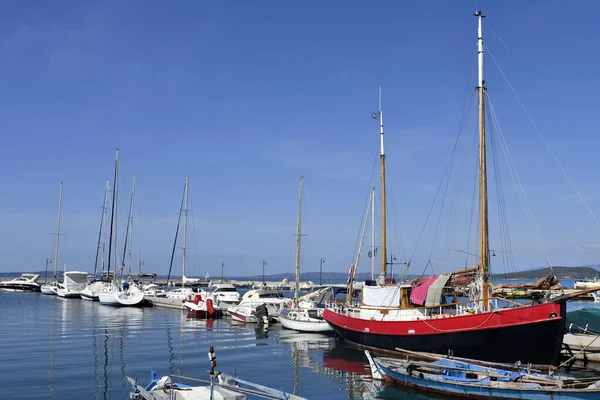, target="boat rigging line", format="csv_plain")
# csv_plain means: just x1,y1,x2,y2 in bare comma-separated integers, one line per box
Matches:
486,44,600,232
